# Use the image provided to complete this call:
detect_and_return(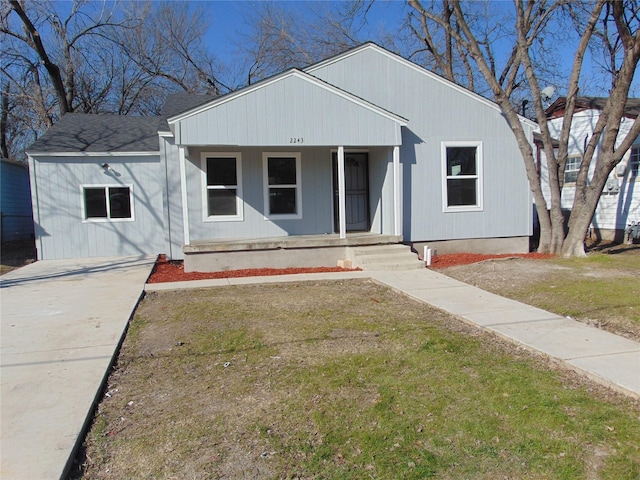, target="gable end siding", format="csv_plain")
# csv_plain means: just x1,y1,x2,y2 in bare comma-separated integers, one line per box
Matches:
309,46,533,242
